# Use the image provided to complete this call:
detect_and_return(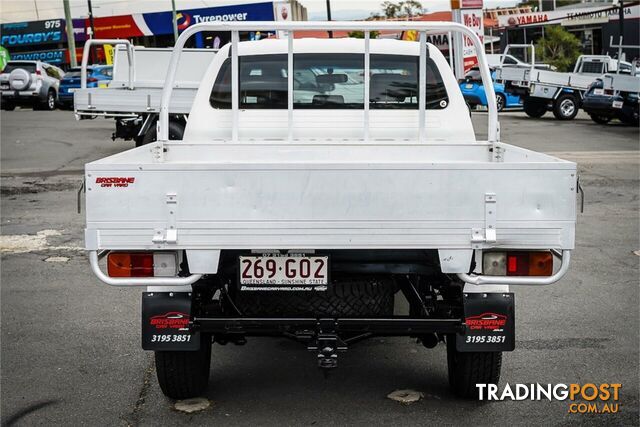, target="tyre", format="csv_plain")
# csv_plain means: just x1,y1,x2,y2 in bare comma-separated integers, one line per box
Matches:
234,275,395,317
552,94,579,120
1,100,15,111
35,90,56,111
155,336,212,400
588,113,611,124
620,108,639,127
495,93,506,112
446,335,502,399
523,97,546,118
137,120,185,147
